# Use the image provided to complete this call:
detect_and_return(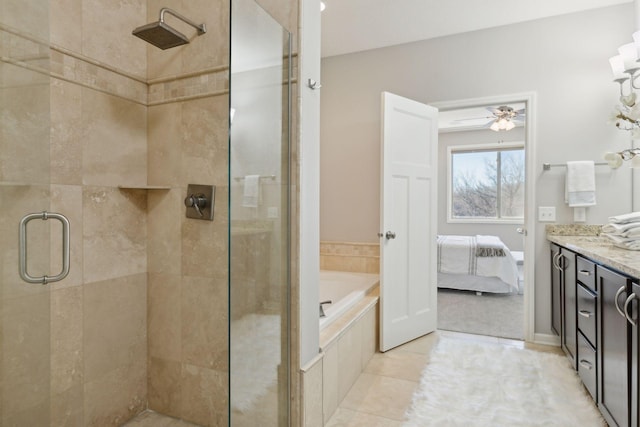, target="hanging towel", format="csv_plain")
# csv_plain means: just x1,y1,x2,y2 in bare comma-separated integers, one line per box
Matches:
242,175,260,208
565,161,596,207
